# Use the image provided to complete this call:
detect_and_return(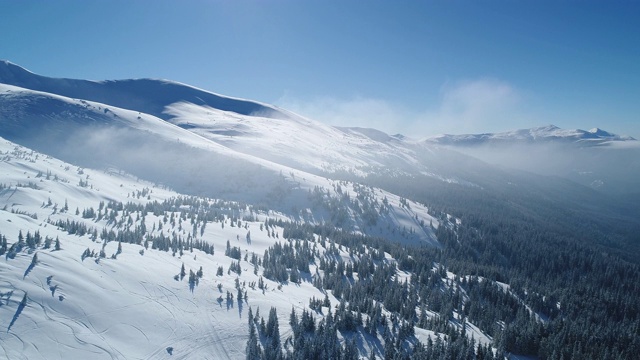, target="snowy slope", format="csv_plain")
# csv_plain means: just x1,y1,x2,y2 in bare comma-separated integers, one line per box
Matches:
0,138,488,360
0,61,415,174
163,102,422,174
0,83,440,246
0,141,303,359
0,61,477,182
